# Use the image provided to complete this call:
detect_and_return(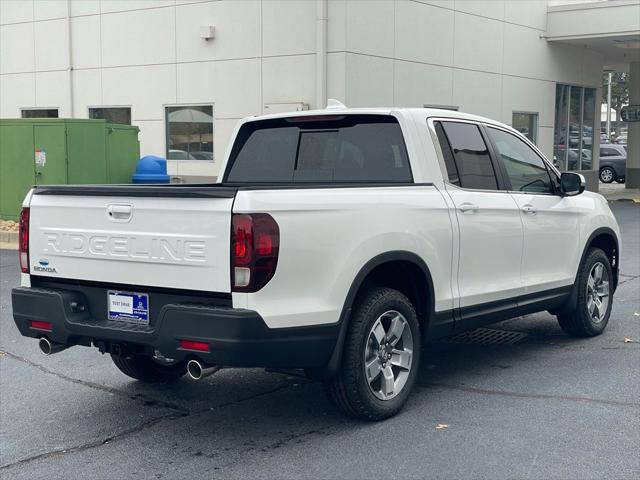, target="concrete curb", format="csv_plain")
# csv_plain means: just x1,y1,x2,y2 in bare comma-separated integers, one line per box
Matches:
605,197,640,203
0,230,18,250
0,231,17,244
599,186,640,203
